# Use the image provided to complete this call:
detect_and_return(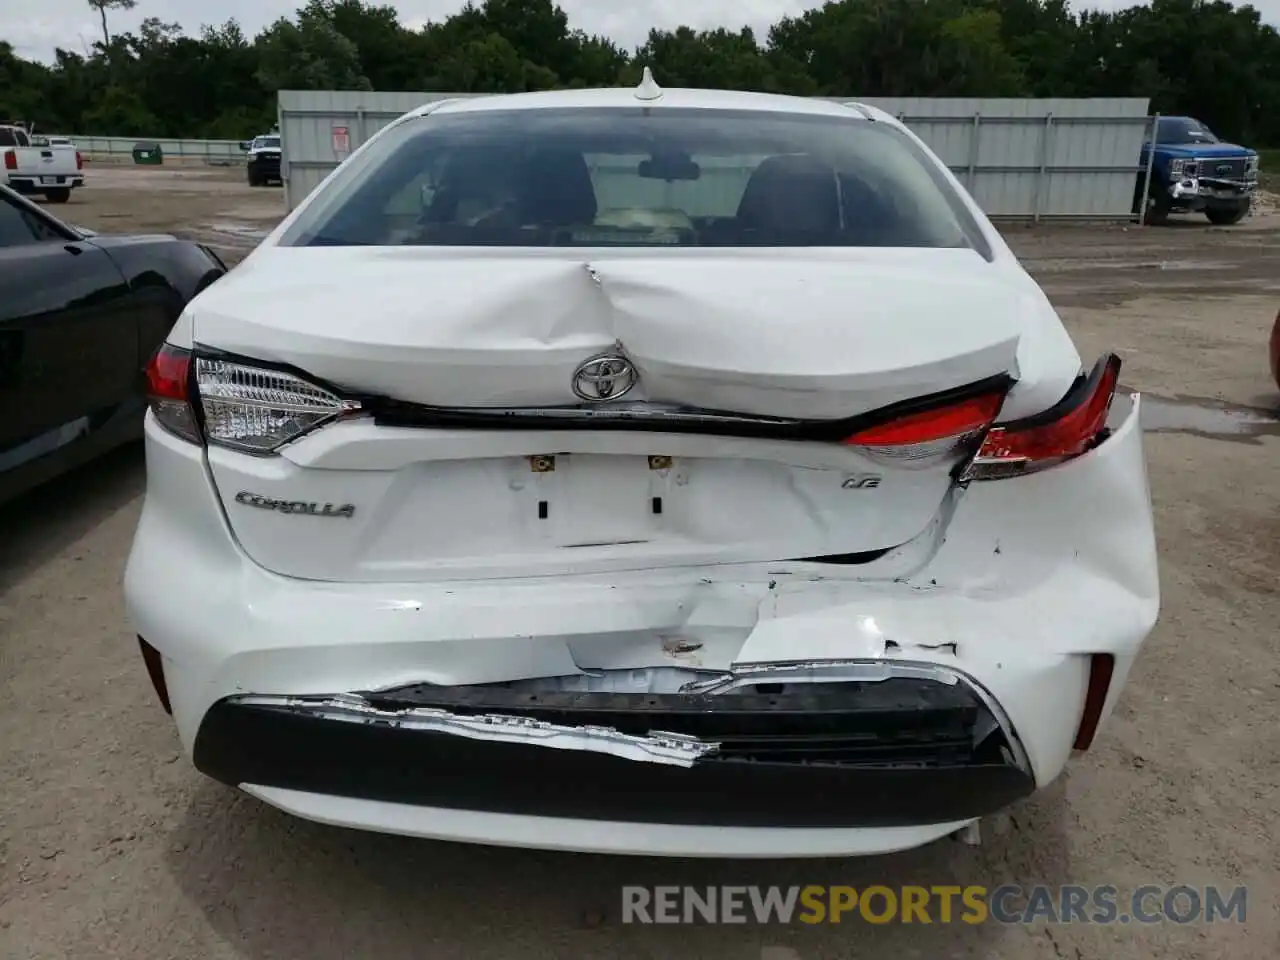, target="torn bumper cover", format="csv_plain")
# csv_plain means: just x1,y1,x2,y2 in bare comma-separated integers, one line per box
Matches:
192,665,1035,828
1168,176,1255,203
